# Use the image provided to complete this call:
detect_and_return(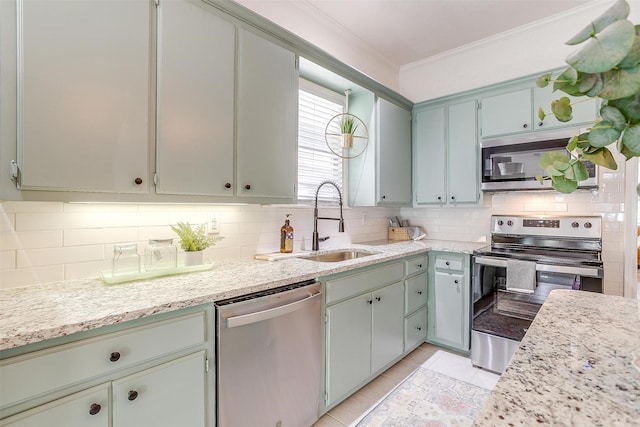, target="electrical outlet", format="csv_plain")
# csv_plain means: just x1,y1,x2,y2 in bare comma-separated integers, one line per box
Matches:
207,212,220,234
362,211,368,225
